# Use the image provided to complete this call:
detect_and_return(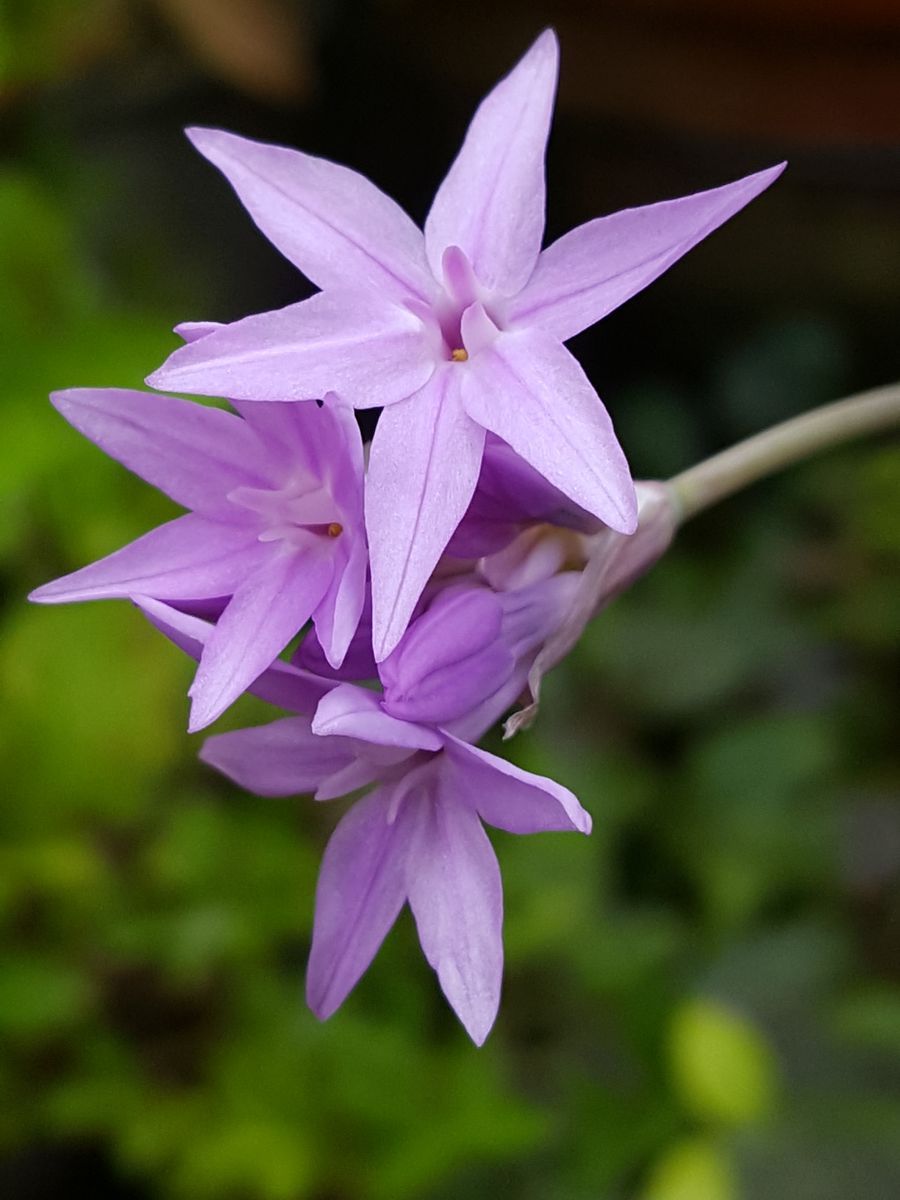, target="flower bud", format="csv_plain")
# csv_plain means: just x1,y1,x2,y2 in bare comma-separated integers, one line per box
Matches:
379,586,515,725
